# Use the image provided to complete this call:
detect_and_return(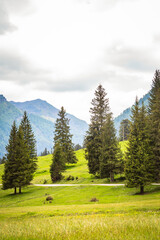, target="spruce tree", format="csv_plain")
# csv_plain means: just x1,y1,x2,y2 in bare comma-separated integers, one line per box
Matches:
85,84,109,175
54,106,77,164
119,119,130,141
148,70,160,181
125,99,154,194
100,113,120,182
50,143,65,182
14,126,31,193
20,111,37,181
2,121,18,194
2,123,31,194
